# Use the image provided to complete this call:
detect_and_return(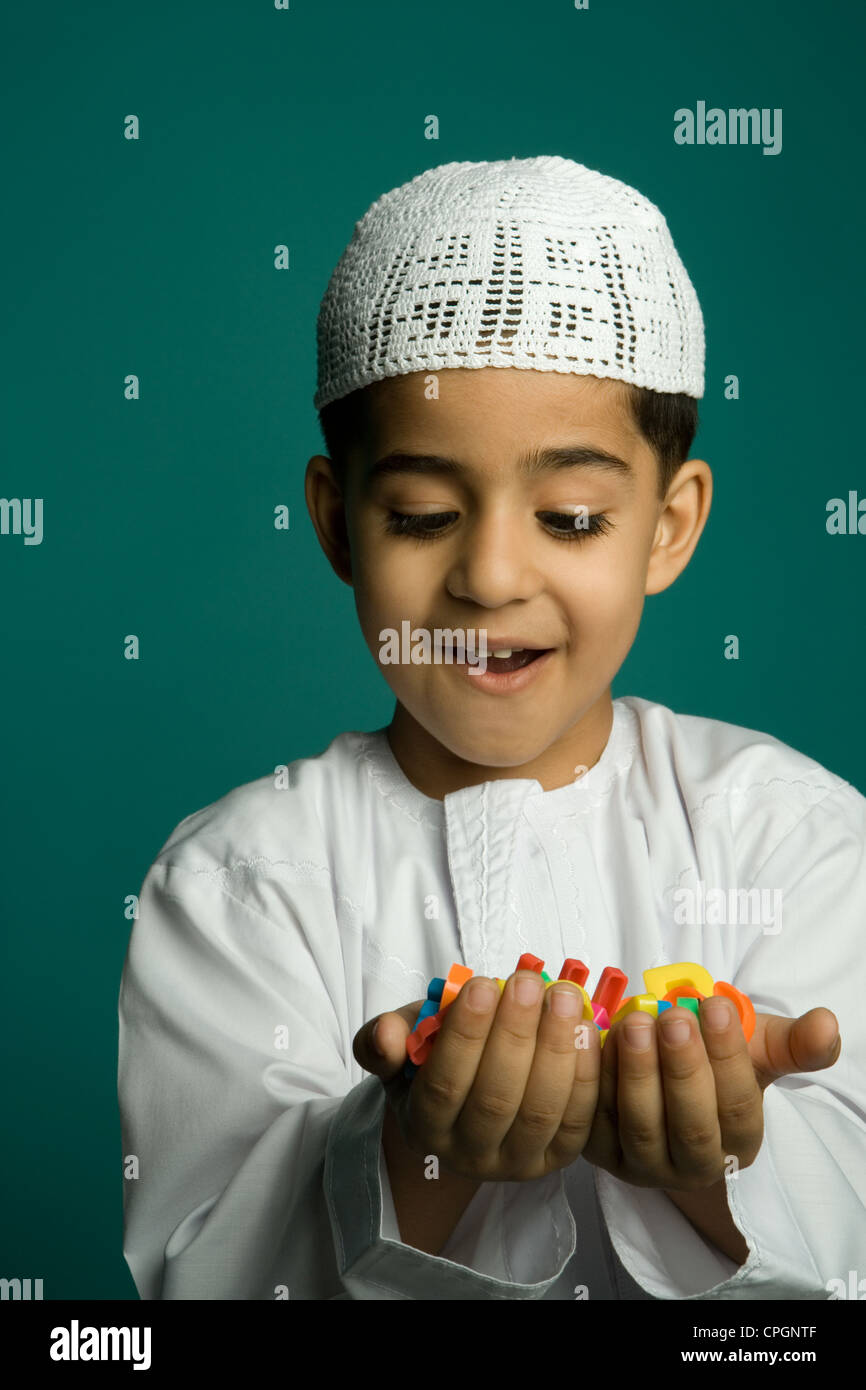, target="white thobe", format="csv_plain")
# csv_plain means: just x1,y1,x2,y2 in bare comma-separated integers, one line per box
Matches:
118,695,866,1300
